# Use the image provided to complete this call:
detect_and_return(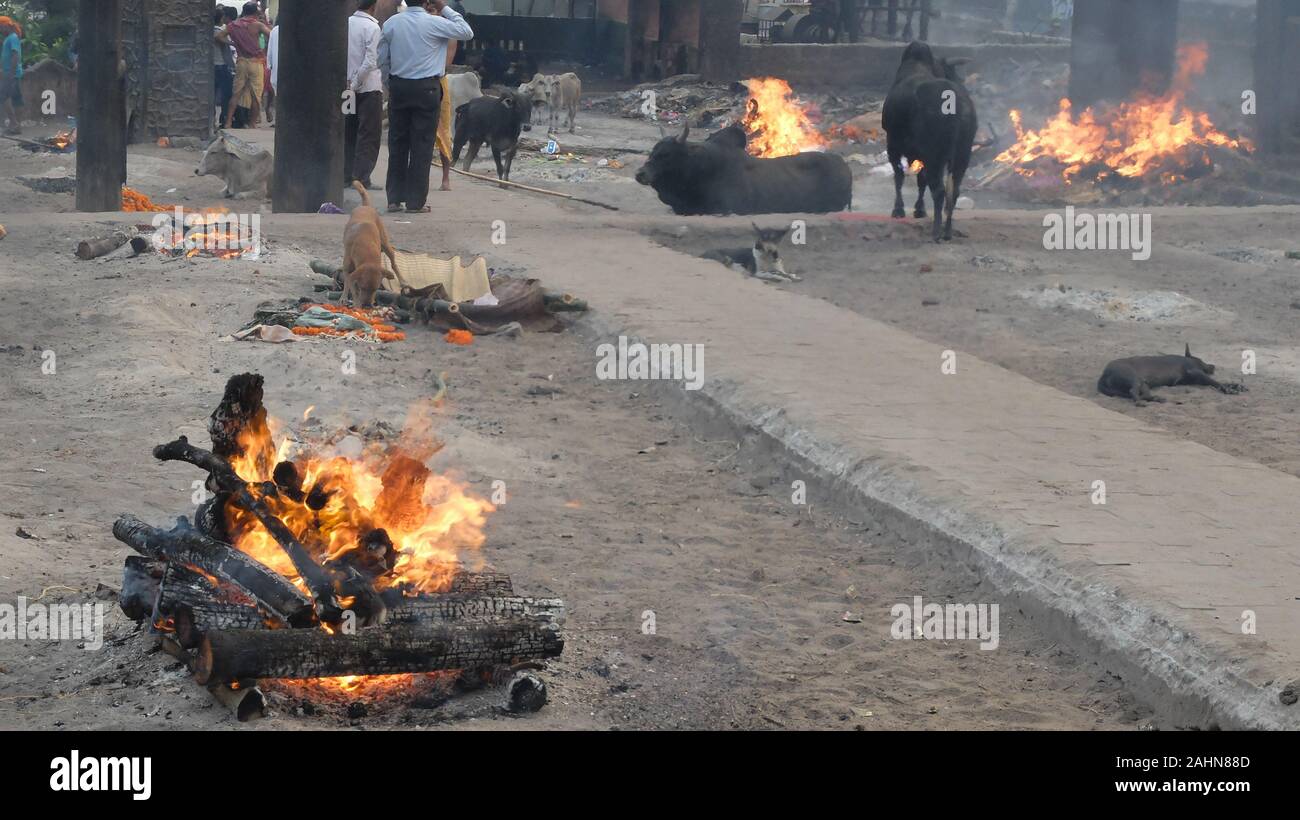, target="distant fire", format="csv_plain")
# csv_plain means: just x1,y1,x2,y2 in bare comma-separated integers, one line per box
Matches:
48,129,75,151
741,77,828,158
995,42,1251,184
